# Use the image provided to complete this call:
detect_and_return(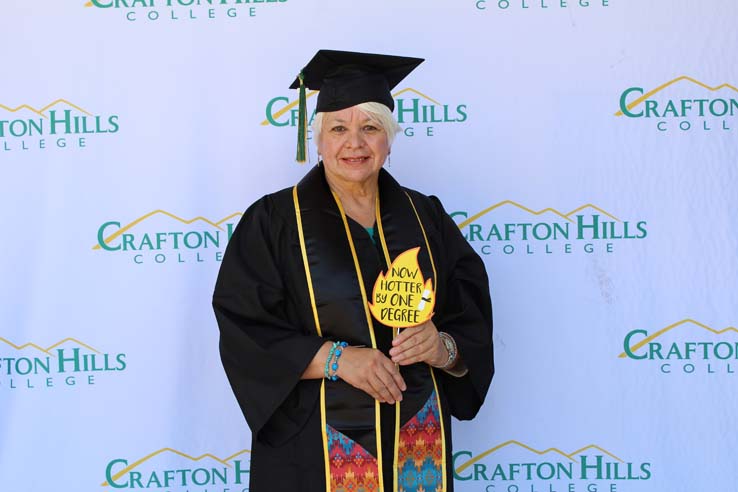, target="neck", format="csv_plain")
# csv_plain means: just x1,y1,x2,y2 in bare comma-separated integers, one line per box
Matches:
325,174,378,228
